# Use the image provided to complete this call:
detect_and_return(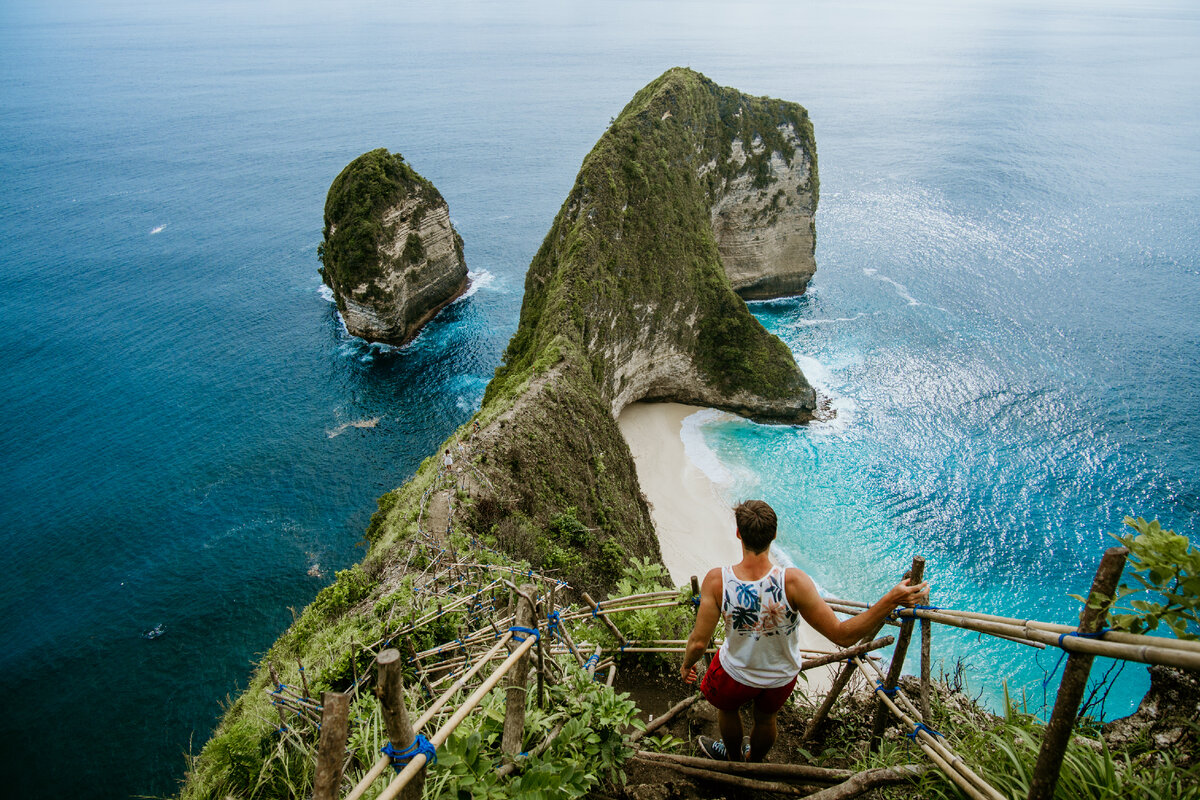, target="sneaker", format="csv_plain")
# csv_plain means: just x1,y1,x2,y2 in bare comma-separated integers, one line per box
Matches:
697,736,750,761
